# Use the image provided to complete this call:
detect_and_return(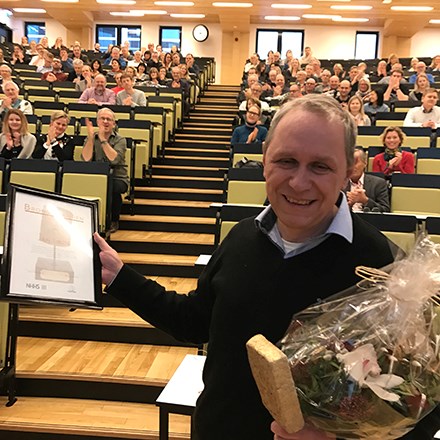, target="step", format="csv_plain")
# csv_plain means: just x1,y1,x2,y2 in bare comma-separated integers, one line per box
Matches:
165,147,230,158
189,115,234,121
152,165,226,178
110,230,216,256
0,396,190,440
135,183,224,204
18,304,199,347
121,253,203,277
15,336,198,401
150,175,224,189
184,121,232,128
177,127,232,135
173,139,230,146
119,214,217,234
159,156,229,168
122,201,217,219
174,133,231,141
